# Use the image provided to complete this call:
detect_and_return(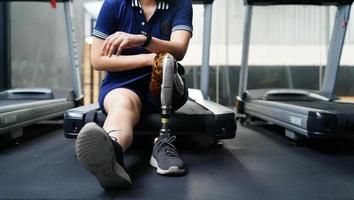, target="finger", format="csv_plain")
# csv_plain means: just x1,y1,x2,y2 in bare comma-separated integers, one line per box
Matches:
116,36,128,56
109,34,126,56
102,38,110,56
104,33,121,56
116,40,128,56
101,38,107,52
108,37,122,57
105,36,117,56
107,44,116,57
101,34,113,54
